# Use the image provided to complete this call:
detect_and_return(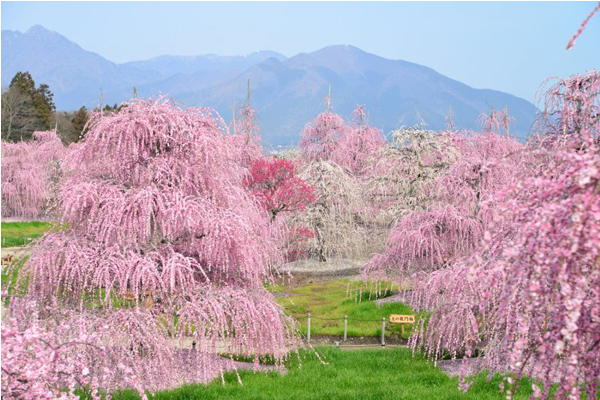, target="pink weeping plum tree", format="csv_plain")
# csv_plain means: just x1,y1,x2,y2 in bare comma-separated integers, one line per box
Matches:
487,148,598,399
409,147,600,400
299,105,386,176
534,70,599,149
407,71,600,399
2,299,145,399
1,130,65,219
227,103,263,166
362,124,524,285
435,131,525,223
4,98,300,397
362,204,483,282
331,105,386,175
299,110,348,162
293,105,387,261
477,106,515,136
